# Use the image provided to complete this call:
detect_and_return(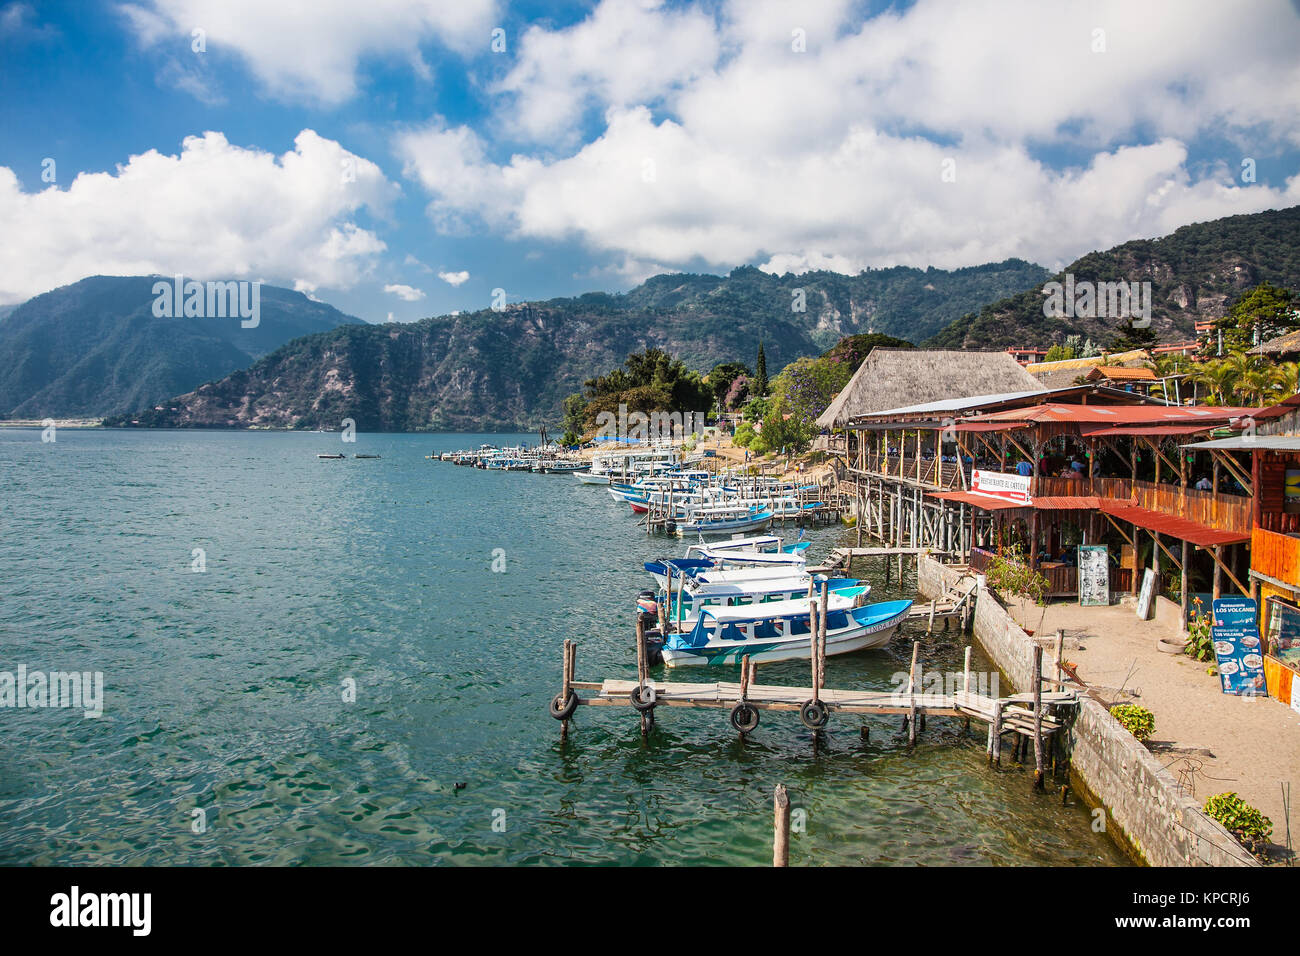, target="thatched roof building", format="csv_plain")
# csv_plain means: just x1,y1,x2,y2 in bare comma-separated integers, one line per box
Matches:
1251,328,1300,359
815,348,1045,429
